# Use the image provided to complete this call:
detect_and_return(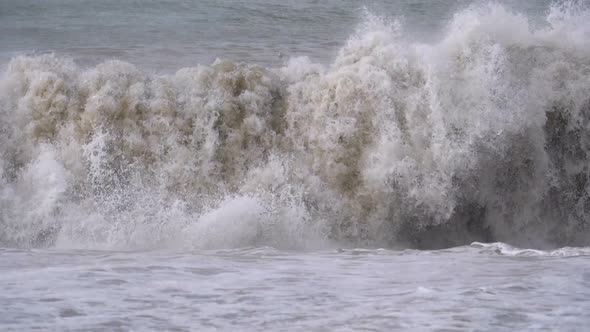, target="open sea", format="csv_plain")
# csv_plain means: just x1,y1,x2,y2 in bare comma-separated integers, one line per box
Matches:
1,0,590,331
